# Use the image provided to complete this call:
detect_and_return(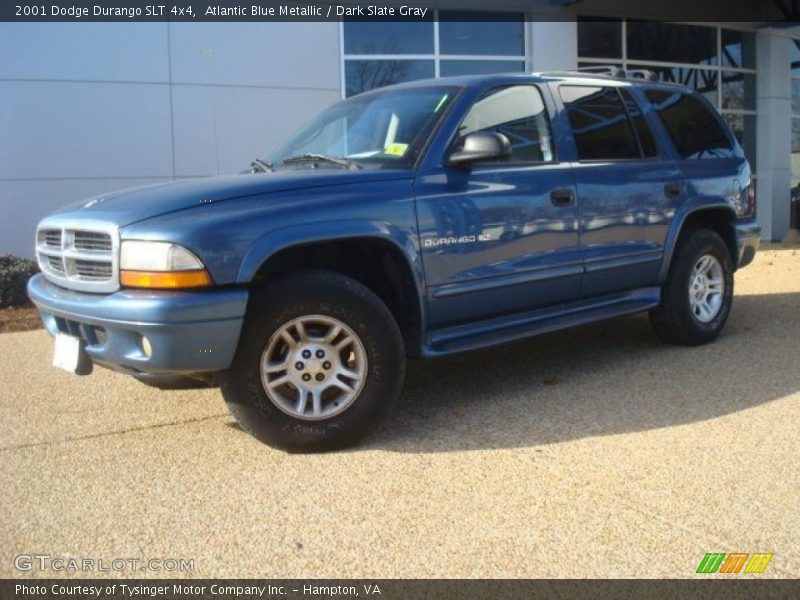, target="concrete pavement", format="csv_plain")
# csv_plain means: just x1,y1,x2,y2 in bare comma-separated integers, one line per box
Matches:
2,246,798,578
